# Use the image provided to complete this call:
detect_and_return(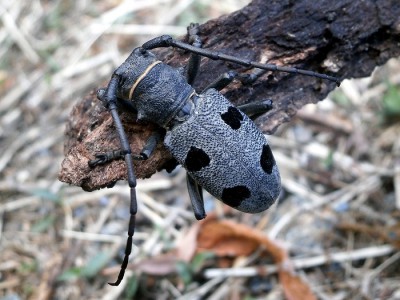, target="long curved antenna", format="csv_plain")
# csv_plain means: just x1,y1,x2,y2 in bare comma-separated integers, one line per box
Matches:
141,35,341,86
103,75,138,286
